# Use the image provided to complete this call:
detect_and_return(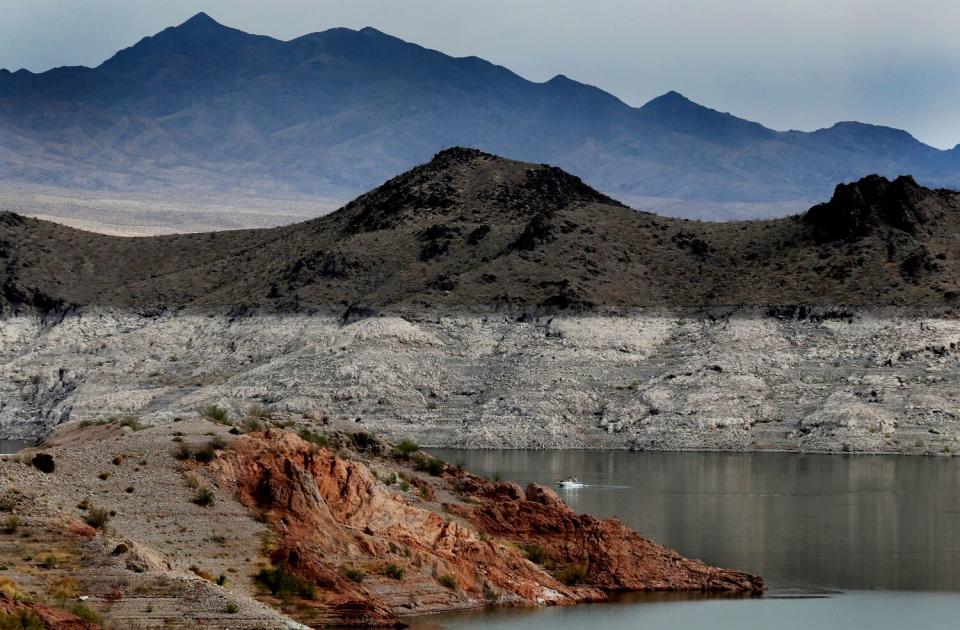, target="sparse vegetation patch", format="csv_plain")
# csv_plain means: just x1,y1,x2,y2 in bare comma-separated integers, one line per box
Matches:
200,405,230,425
84,507,111,530
255,565,316,600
